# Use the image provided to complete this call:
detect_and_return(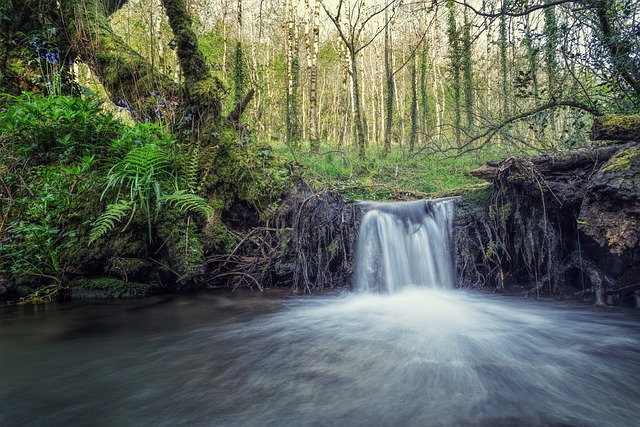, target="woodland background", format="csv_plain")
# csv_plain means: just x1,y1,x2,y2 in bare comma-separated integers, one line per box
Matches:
0,0,638,301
